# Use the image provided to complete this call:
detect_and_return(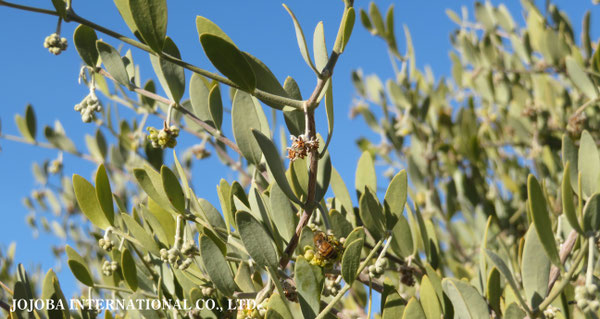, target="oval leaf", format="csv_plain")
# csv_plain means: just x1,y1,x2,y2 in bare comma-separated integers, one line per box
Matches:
236,211,279,270
232,90,264,165
128,0,167,53
73,174,112,229
95,164,115,226
121,248,138,291
282,4,318,74
294,256,323,319
66,245,94,287
150,37,185,103
521,224,550,309
200,33,255,92
160,165,185,214
578,130,600,199
199,235,237,297
442,278,489,319
566,56,598,100
96,40,130,87
341,238,364,285
73,25,99,67
528,175,561,266
583,193,600,233
562,162,584,234
384,169,407,229
252,129,302,206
